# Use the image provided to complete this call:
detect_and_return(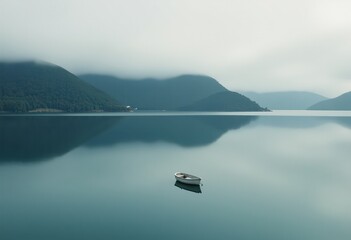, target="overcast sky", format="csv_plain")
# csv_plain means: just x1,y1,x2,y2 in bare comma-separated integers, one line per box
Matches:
1,0,351,96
